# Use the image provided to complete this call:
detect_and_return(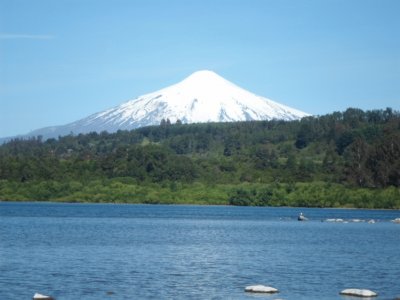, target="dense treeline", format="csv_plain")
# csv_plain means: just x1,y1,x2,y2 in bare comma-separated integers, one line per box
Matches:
0,108,399,208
